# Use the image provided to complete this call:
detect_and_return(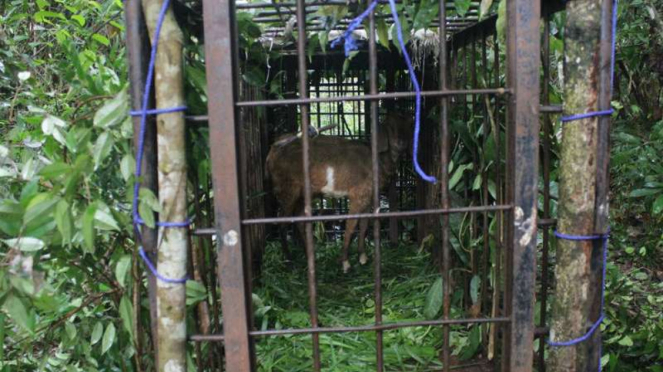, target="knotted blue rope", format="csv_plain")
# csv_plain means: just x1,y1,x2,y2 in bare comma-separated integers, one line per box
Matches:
331,0,437,183
132,0,189,284
547,230,610,370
